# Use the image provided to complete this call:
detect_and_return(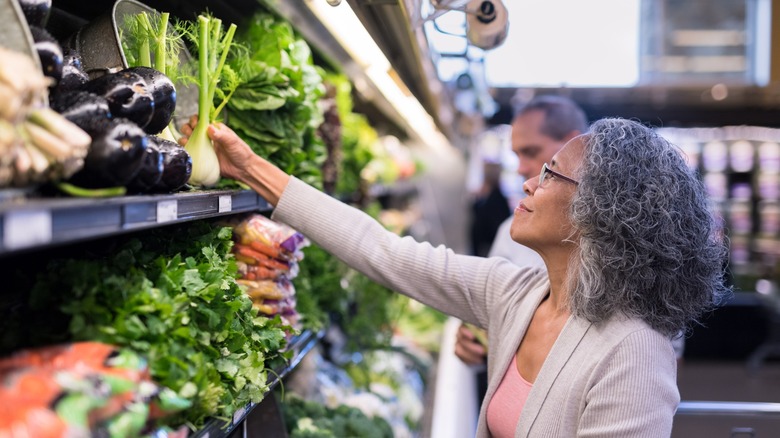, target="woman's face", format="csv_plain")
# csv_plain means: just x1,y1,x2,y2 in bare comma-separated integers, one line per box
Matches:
510,135,586,254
